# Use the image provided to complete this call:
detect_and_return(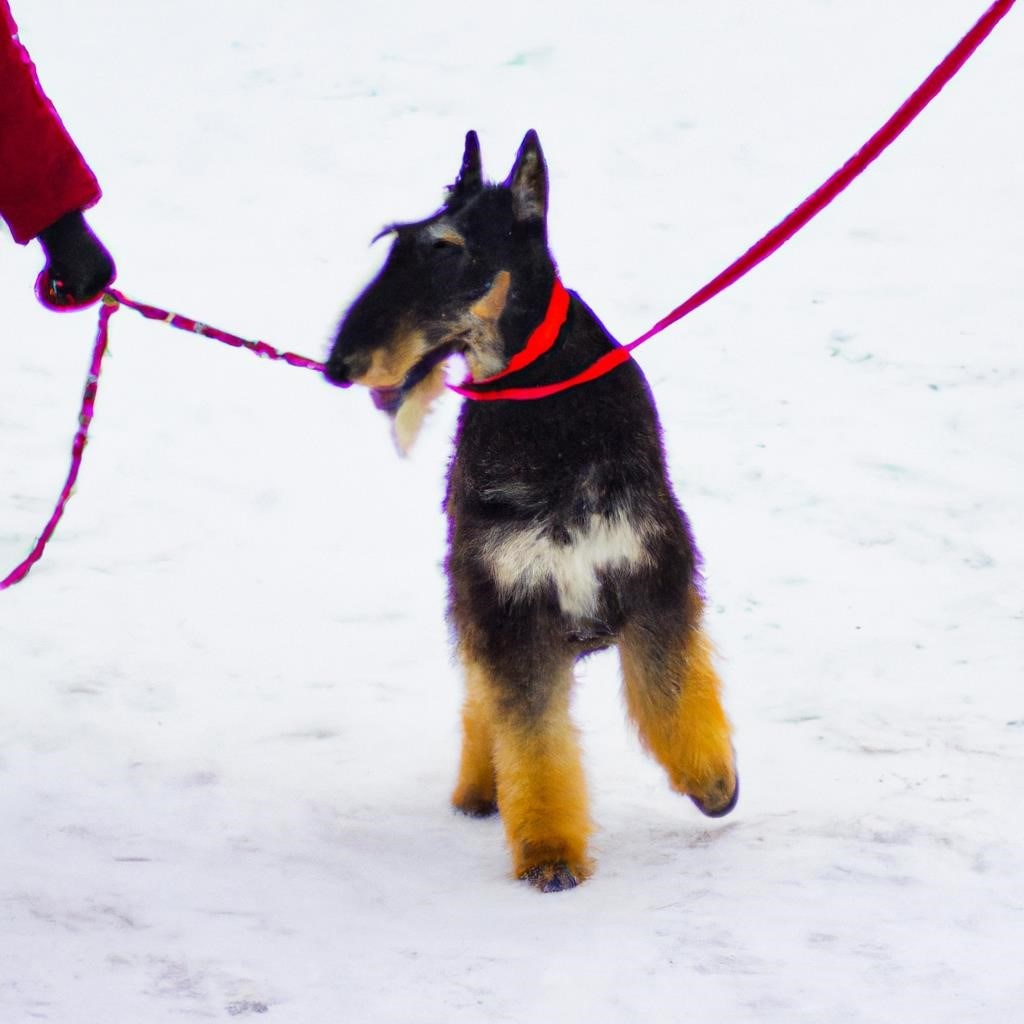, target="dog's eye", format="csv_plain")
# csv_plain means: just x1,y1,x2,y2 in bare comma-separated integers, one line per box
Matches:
433,238,462,252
